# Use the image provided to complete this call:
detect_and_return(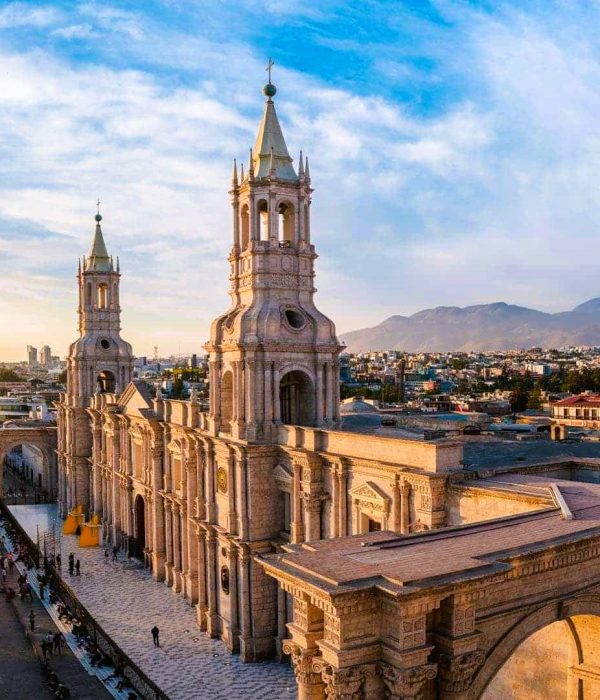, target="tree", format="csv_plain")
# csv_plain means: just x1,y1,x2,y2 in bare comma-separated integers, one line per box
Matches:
510,387,529,412
0,368,24,382
527,387,542,410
